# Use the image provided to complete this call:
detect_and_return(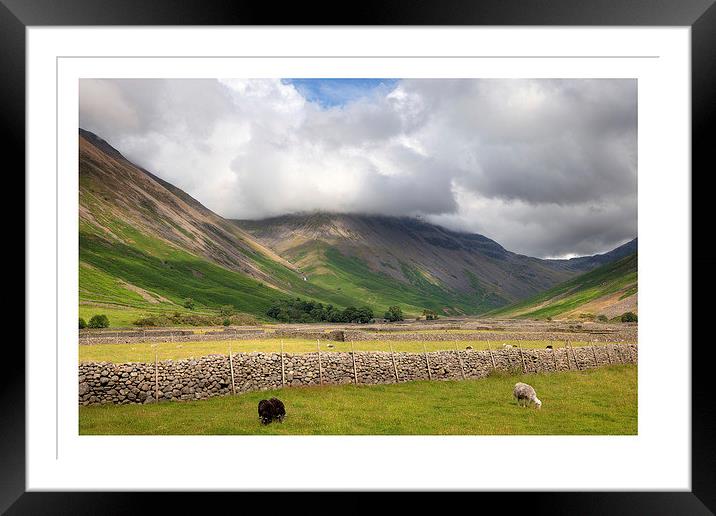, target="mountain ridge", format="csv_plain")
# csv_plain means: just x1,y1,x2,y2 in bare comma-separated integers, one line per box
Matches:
79,127,637,321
